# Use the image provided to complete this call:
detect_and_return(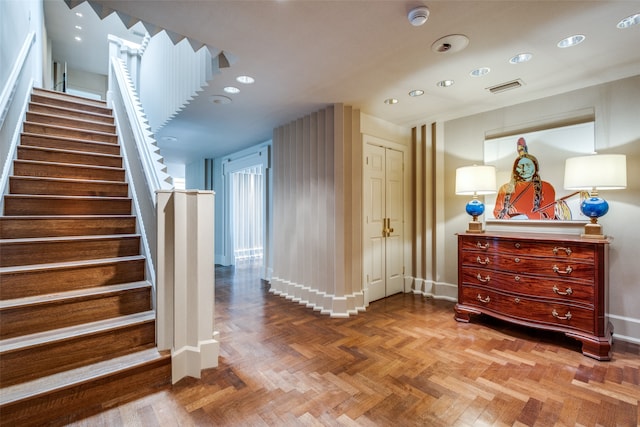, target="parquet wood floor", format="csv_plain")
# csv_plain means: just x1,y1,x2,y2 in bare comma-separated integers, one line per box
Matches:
70,264,639,426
